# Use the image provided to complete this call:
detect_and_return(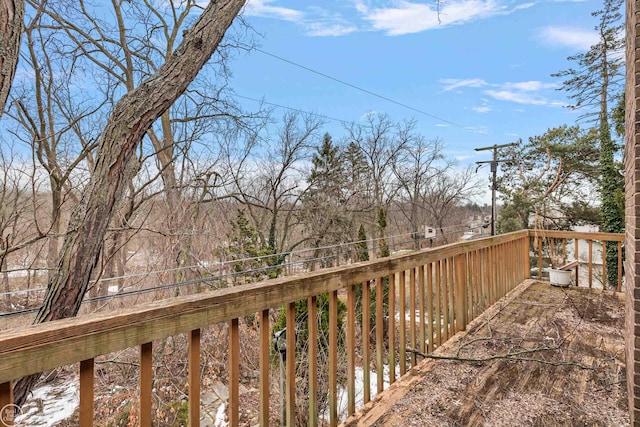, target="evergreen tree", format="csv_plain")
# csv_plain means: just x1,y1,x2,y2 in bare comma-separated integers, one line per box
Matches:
552,0,624,287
